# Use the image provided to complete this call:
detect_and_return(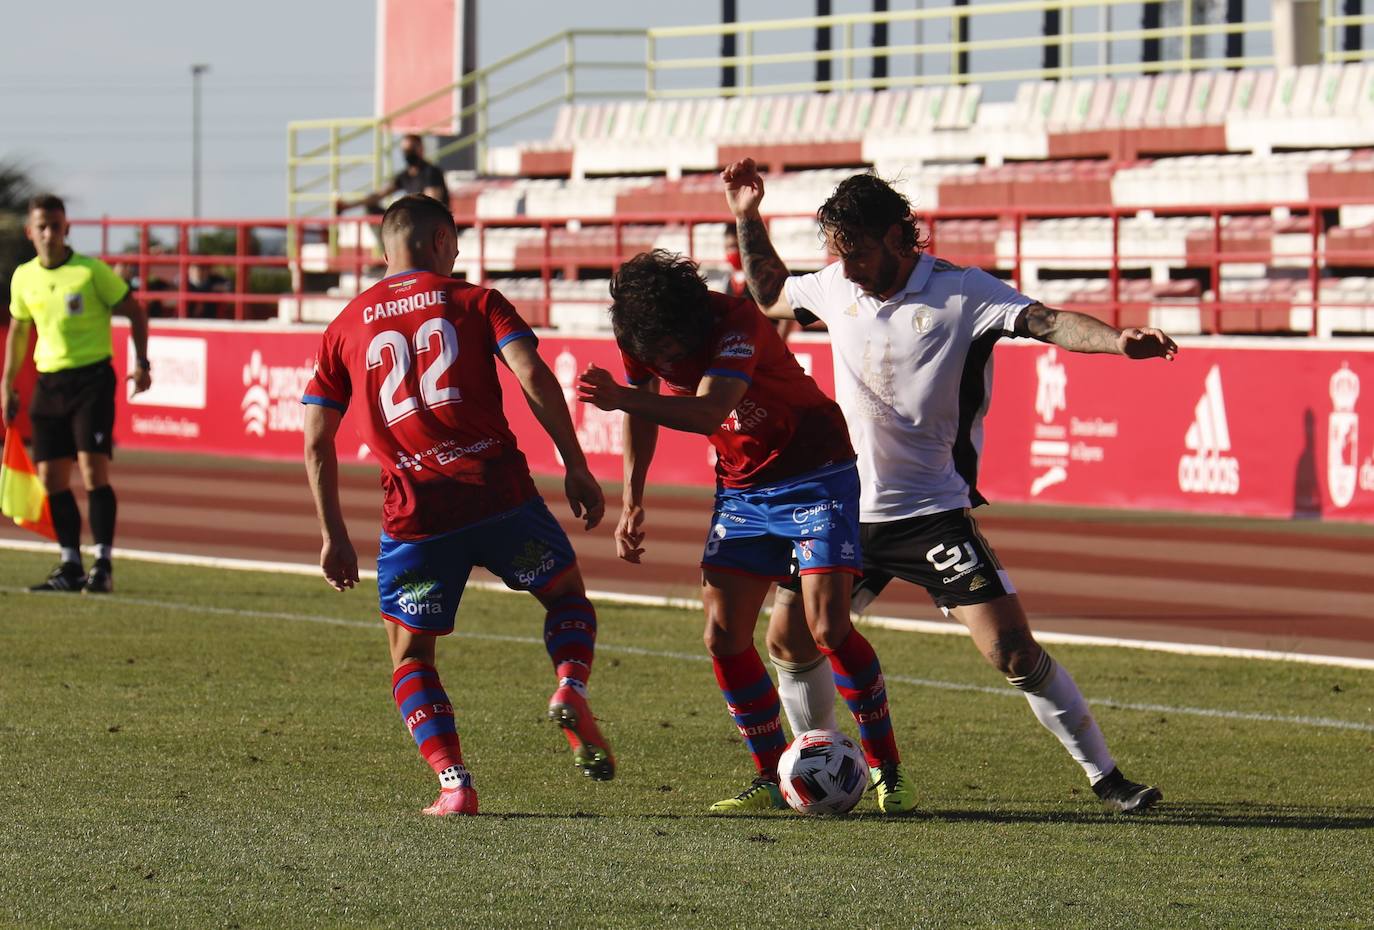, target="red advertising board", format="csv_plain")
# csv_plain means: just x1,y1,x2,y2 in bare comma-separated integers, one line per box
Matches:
976,339,1374,523
15,321,1367,525
376,0,460,132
